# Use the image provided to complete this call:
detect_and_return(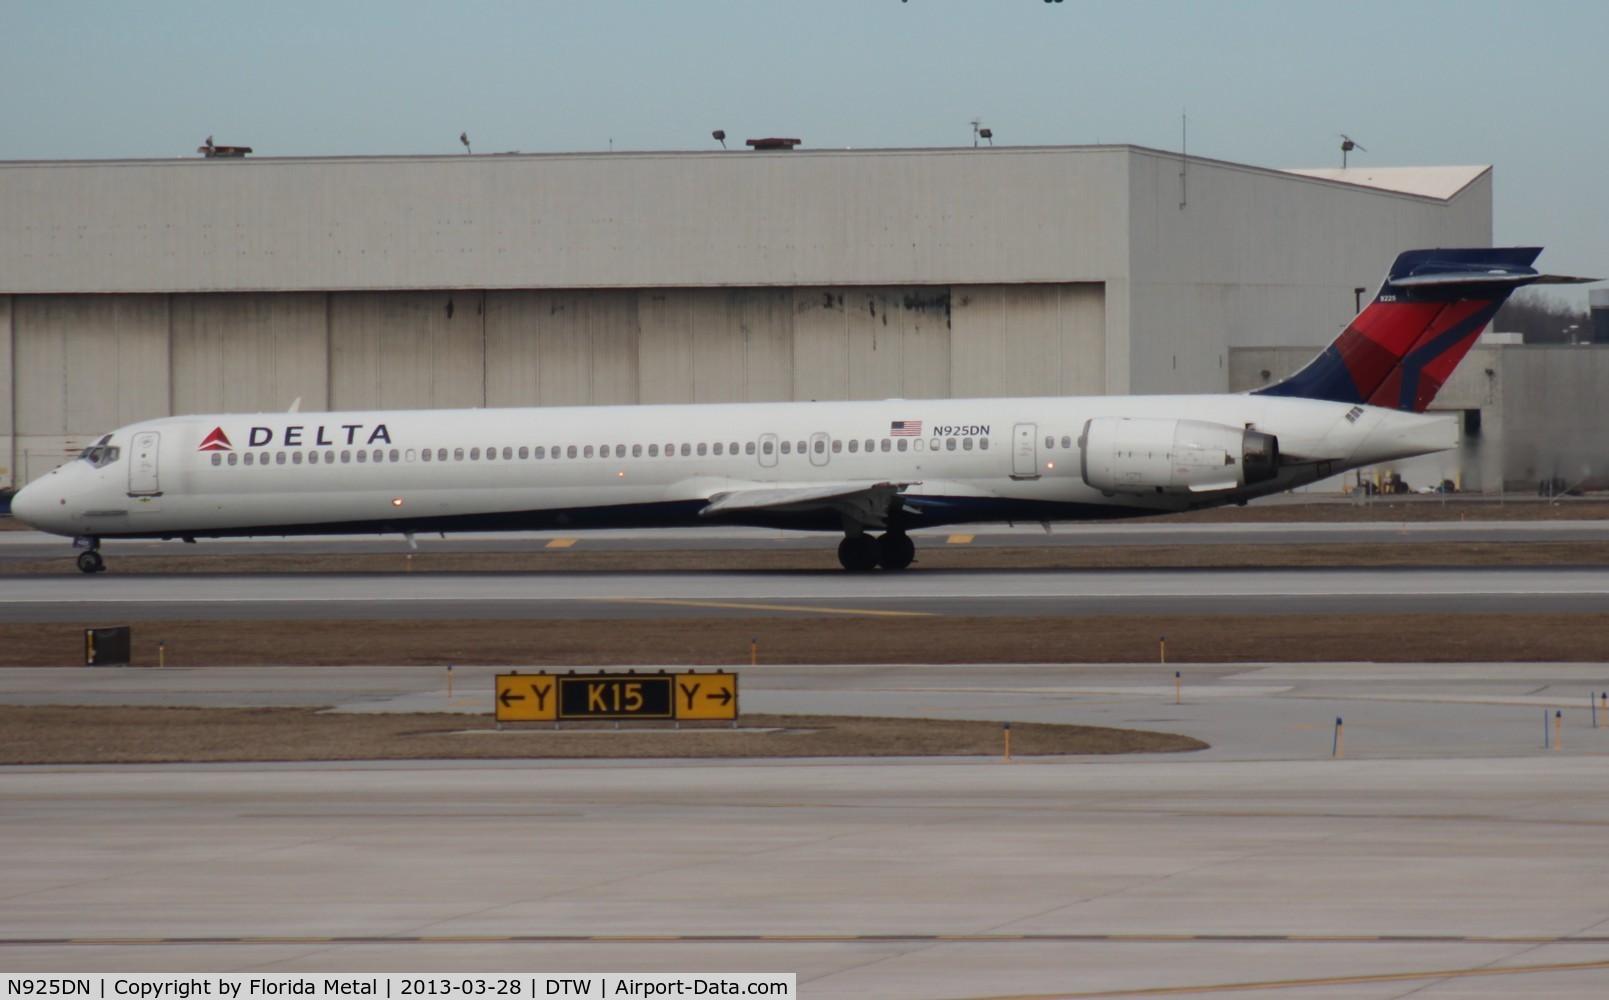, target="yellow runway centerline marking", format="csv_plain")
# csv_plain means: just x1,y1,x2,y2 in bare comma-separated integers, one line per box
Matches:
544,538,578,548
593,598,933,617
